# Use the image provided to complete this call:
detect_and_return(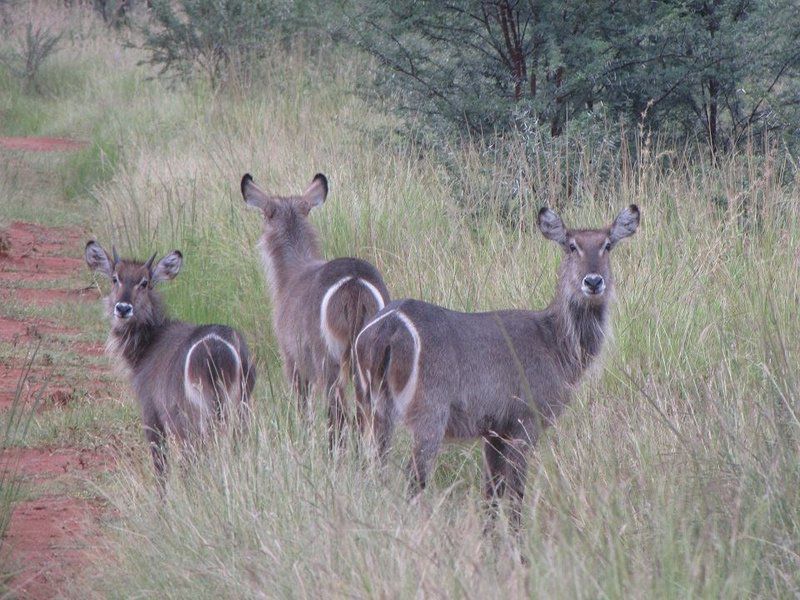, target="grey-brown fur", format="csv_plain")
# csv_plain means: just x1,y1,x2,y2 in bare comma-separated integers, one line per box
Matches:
240,173,390,447
354,205,640,527
85,241,255,490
